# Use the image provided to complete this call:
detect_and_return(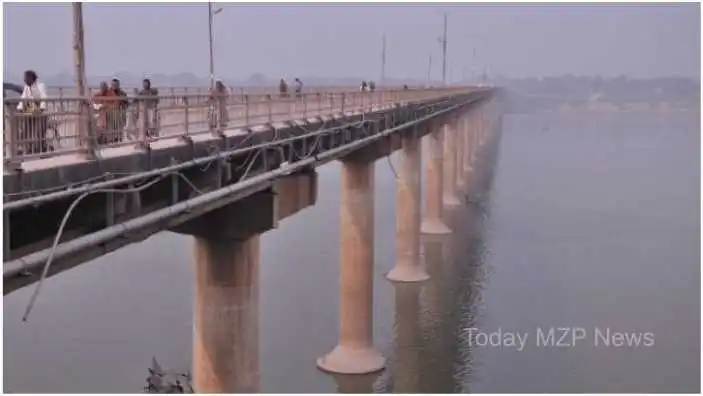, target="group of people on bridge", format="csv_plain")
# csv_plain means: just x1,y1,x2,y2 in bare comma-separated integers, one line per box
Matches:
4,71,234,156
5,71,412,158
278,78,304,98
